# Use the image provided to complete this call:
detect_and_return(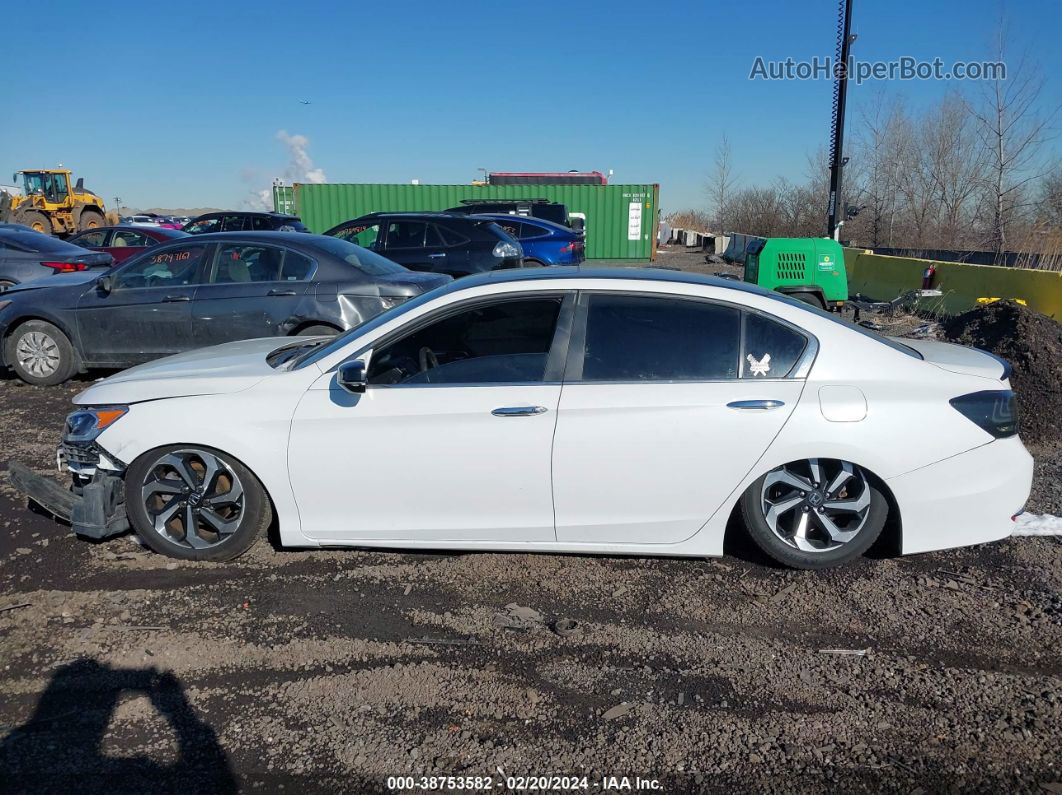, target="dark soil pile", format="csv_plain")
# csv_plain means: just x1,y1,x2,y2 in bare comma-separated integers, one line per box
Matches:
943,300,1062,448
